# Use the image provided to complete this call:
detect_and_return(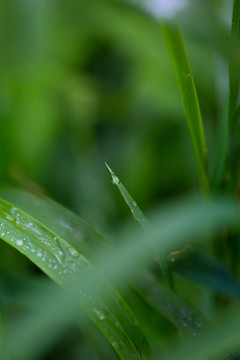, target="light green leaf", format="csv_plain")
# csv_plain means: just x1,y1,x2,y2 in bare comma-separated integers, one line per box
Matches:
105,163,173,289
161,23,210,195
0,194,151,360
